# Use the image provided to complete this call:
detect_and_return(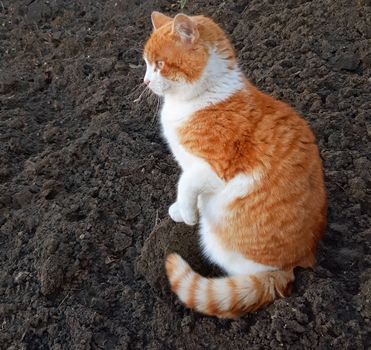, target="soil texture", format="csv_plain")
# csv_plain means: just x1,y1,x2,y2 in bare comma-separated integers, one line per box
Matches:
0,0,370,349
